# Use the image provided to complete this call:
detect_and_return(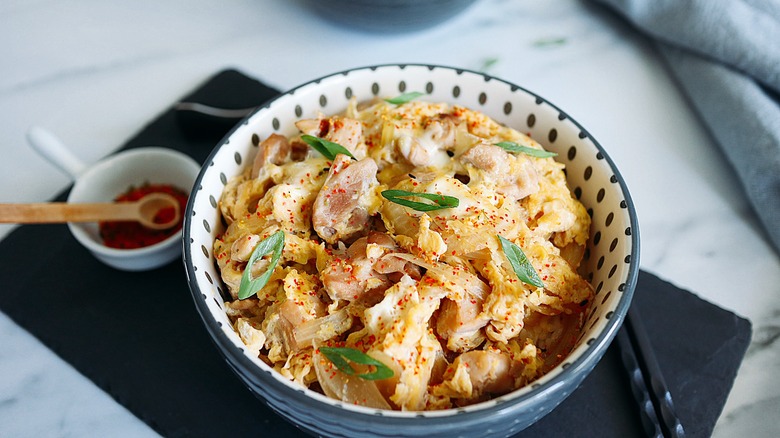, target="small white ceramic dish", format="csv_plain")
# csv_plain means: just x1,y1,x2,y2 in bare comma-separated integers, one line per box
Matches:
184,64,640,437
27,127,201,271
